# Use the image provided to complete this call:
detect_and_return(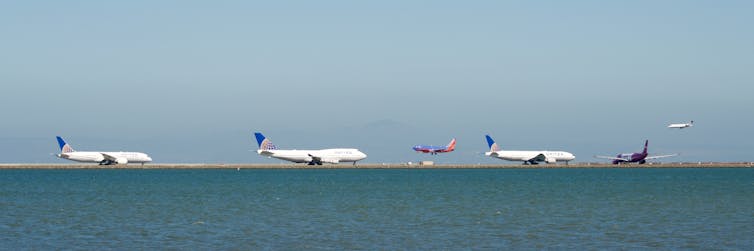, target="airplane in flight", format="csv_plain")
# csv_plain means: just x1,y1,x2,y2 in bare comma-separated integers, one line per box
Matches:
668,121,694,129
254,132,367,165
413,138,456,155
55,136,152,165
484,135,575,164
594,140,677,164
